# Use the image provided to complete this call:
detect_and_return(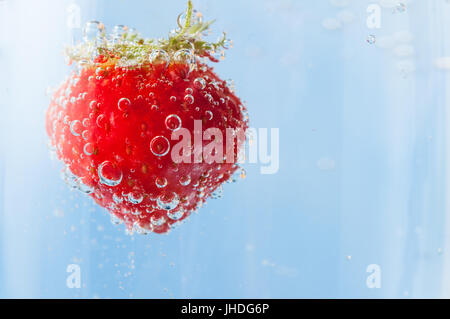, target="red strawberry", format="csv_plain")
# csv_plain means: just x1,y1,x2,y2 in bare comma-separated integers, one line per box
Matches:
46,1,248,234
